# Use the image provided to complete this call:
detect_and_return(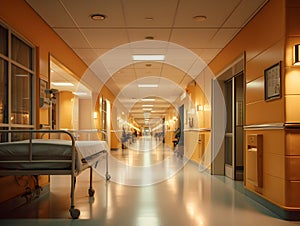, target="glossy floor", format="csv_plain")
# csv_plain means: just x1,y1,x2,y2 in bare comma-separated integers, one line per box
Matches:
0,138,300,226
